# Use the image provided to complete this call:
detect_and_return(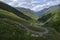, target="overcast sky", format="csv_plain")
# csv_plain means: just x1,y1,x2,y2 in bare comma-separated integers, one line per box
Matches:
0,0,60,11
